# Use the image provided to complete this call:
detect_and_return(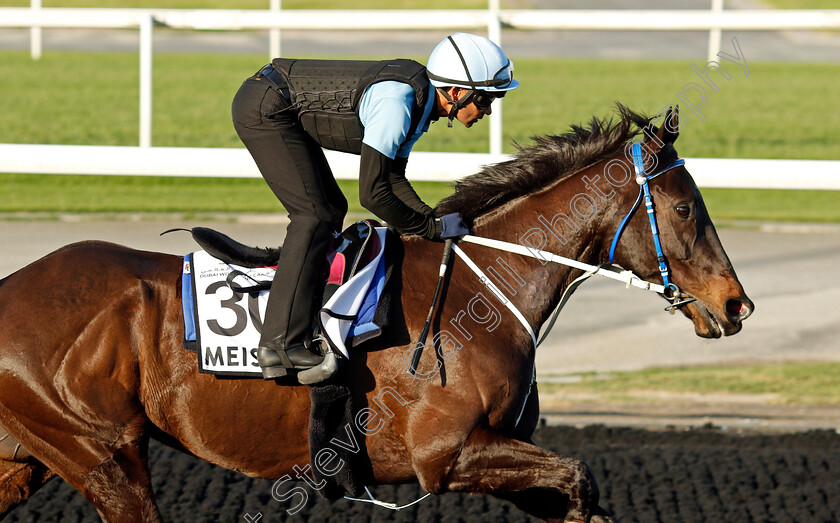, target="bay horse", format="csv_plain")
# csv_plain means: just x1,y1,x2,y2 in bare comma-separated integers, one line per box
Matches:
0,106,752,522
